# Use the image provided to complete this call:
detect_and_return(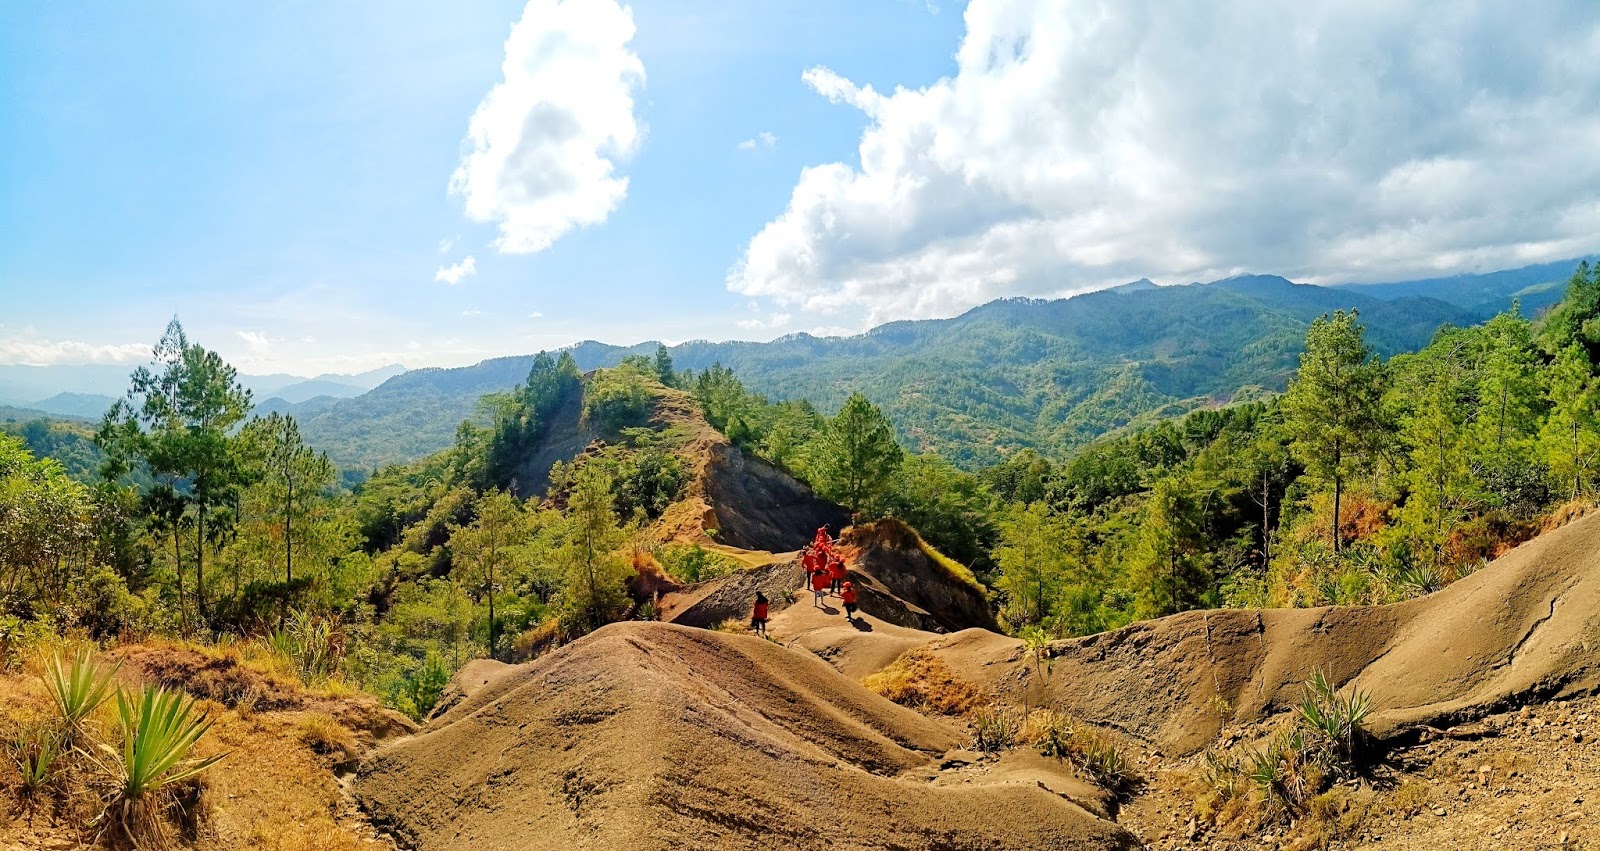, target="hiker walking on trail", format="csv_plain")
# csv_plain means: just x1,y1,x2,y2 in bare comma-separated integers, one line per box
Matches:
810,565,830,607
751,592,769,637
828,553,847,596
841,581,858,622
814,526,832,552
